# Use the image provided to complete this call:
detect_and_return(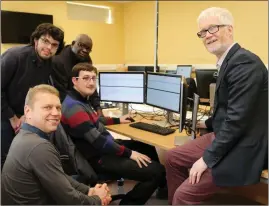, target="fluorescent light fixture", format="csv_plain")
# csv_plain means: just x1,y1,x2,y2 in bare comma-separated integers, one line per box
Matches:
66,1,113,24
66,1,110,10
